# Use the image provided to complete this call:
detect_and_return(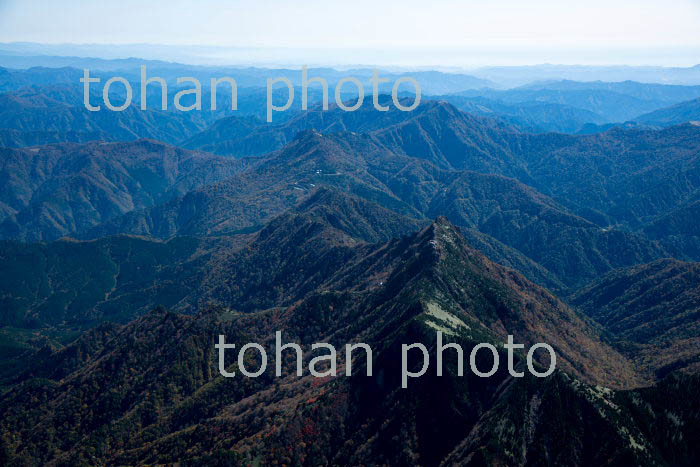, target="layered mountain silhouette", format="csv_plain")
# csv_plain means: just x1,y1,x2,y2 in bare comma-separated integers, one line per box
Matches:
83,121,671,290
182,99,700,238
0,188,422,358
181,96,436,157
0,86,212,147
6,216,681,465
436,94,608,133
2,66,700,466
635,98,700,127
0,139,246,241
467,79,700,120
